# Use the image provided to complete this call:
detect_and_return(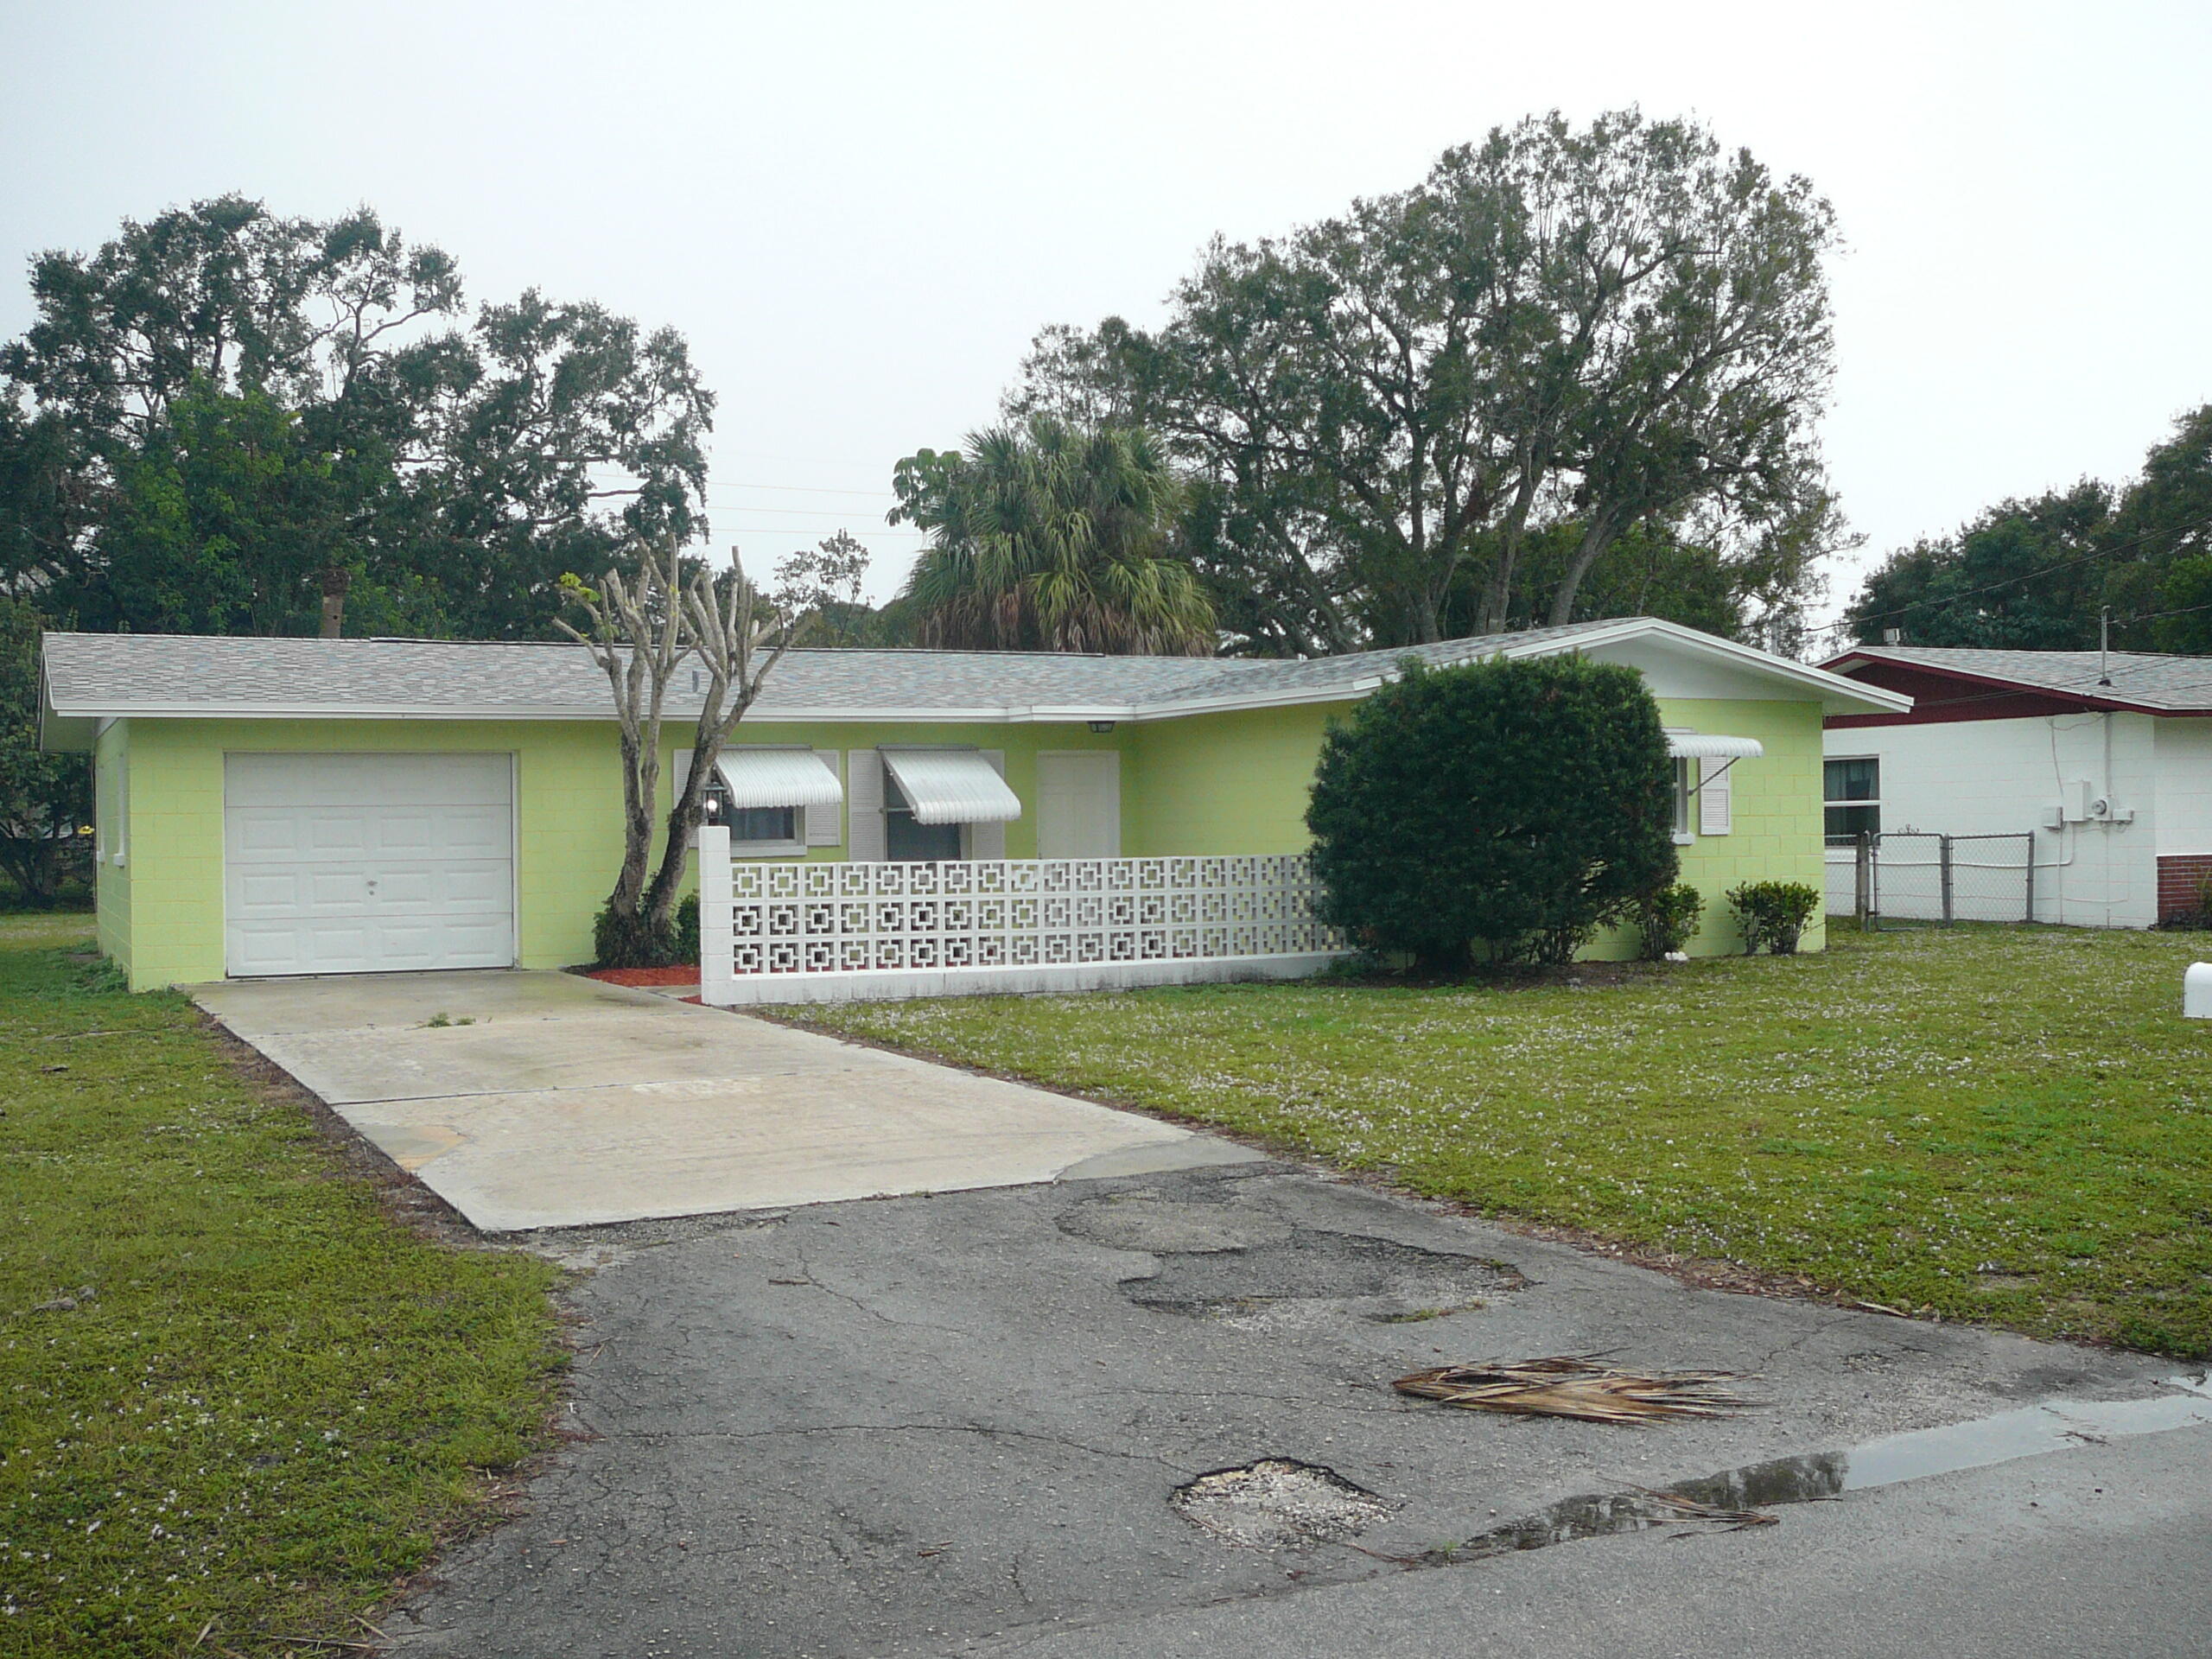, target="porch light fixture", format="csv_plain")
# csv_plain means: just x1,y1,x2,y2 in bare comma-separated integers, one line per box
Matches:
1088,720,1116,733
